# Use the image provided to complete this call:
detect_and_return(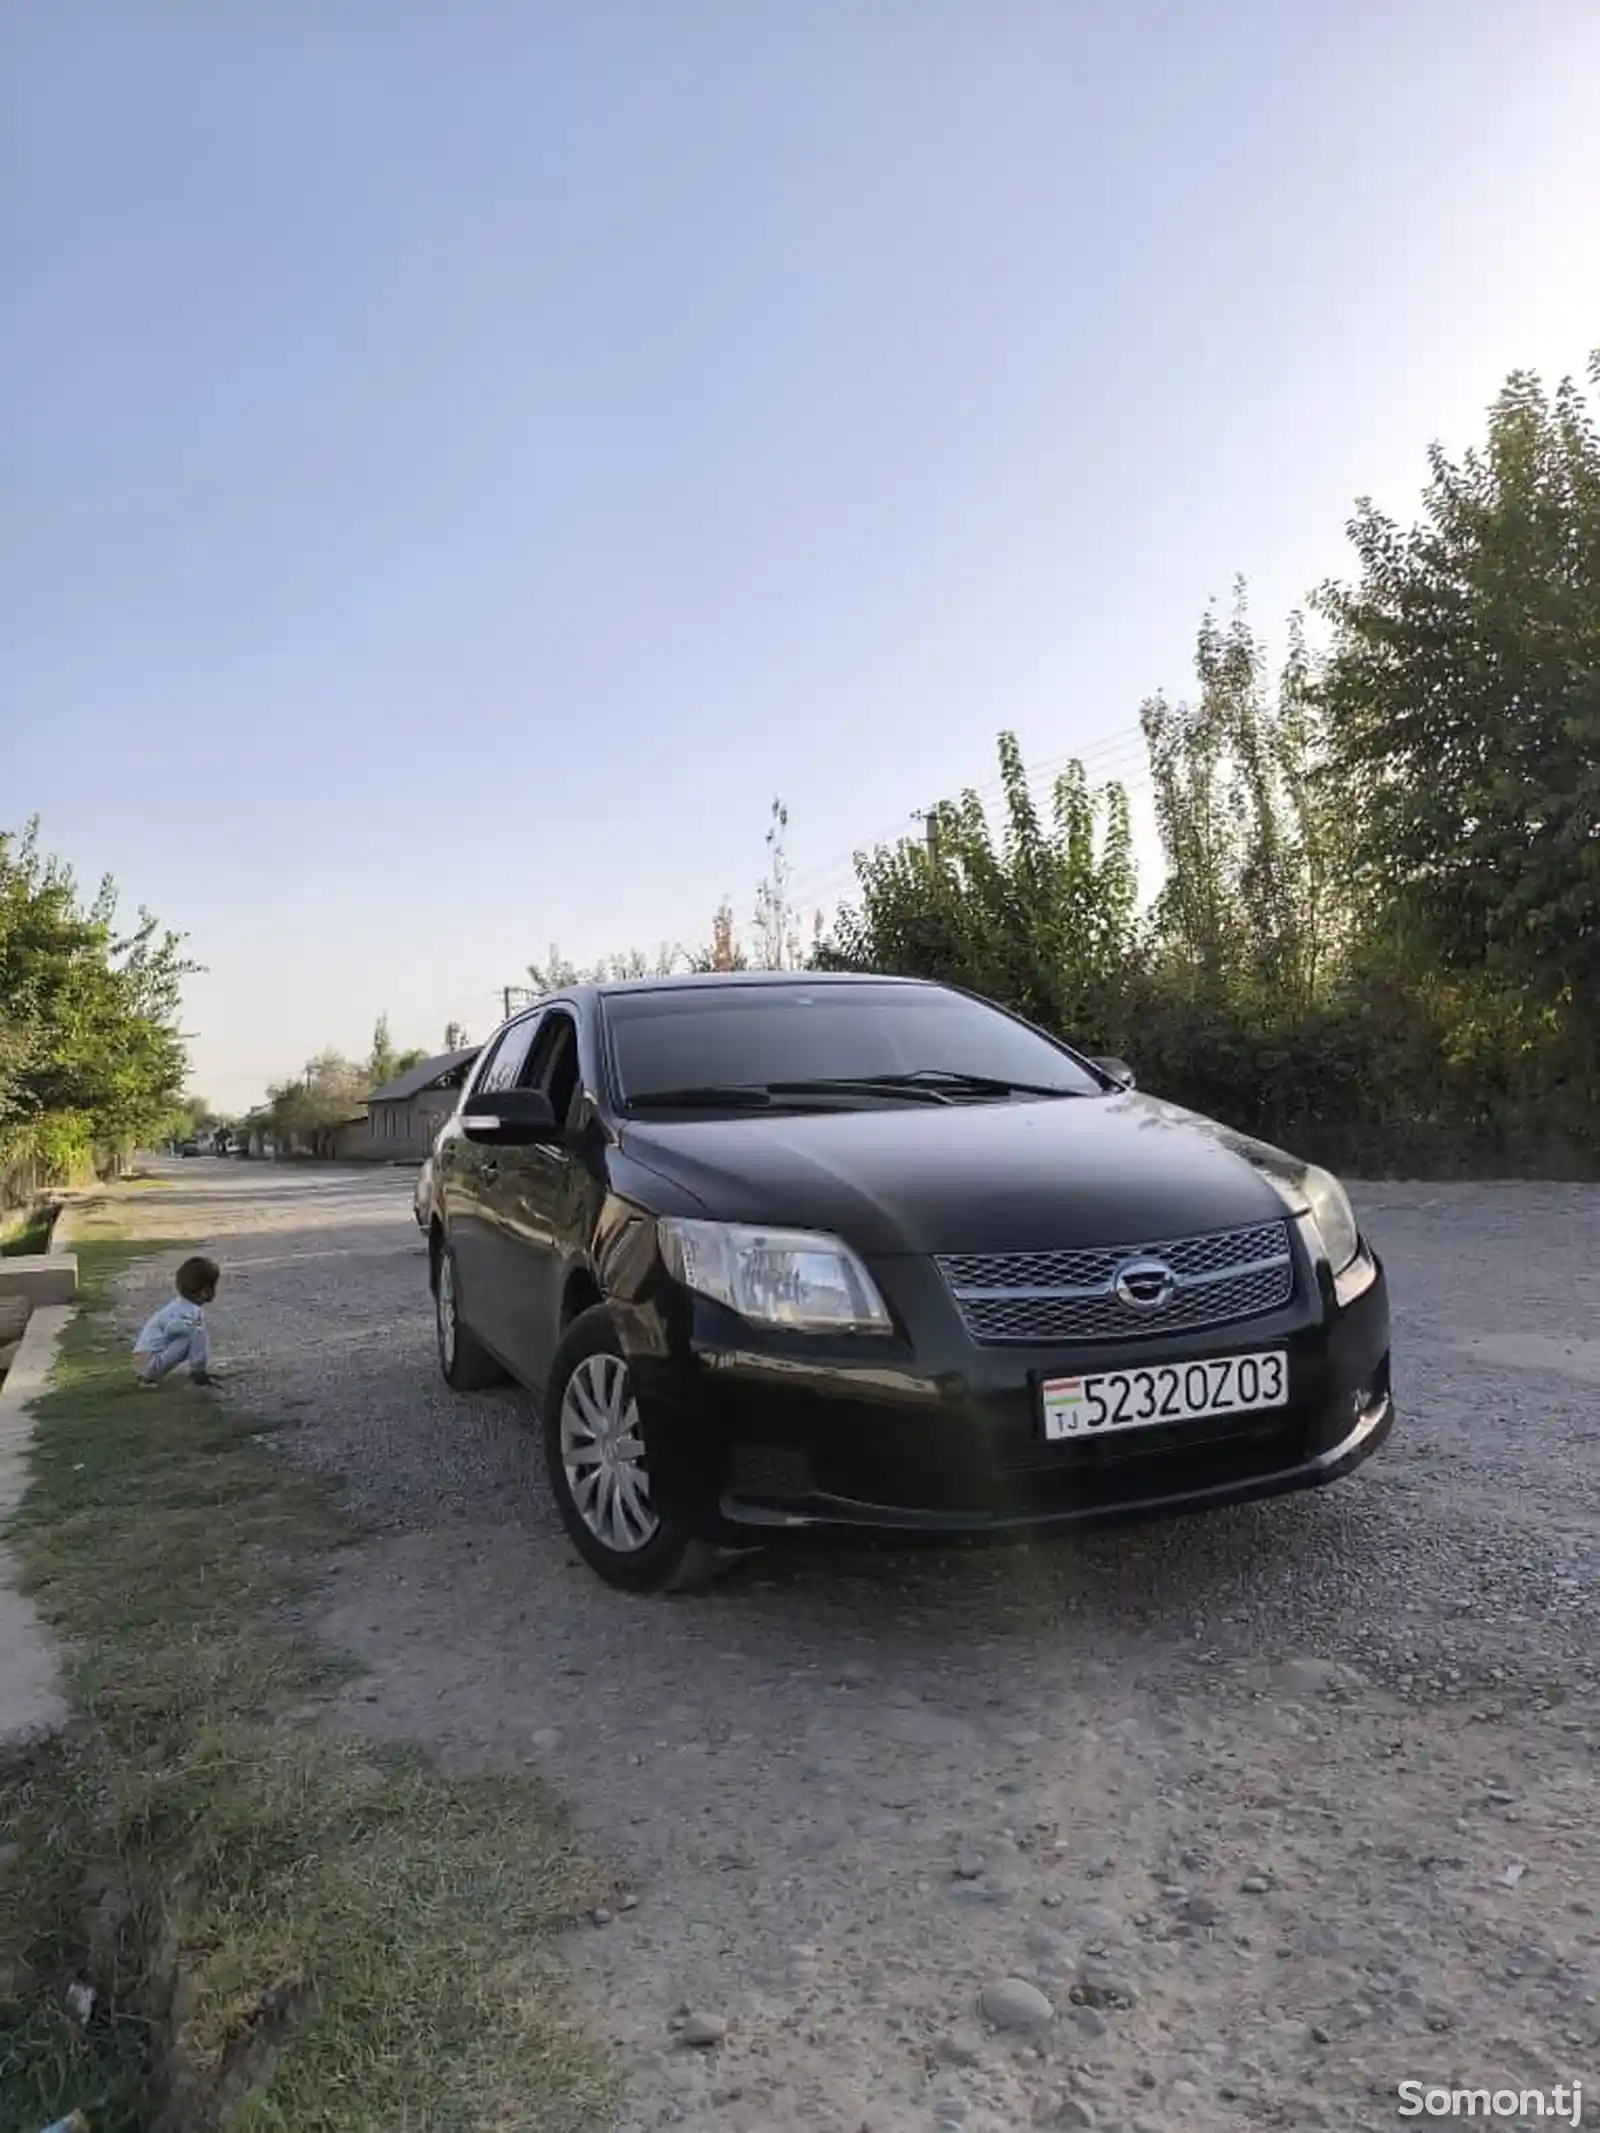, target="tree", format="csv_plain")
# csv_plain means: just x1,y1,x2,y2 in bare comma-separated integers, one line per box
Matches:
368,1013,399,1086
527,941,689,990
171,1094,218,1140
1318,357,1600,1016
541,902,758,985
264,1051,370,1151
1141,587,1348,1014
0,820,194,1185
689,898,751,973
364,1014,426,1083
819,733,1138,1043
753,799,802,971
